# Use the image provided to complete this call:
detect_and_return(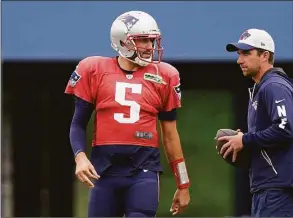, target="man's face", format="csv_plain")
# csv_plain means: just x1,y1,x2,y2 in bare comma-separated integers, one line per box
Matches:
236,49,262,77
133,37,154,59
